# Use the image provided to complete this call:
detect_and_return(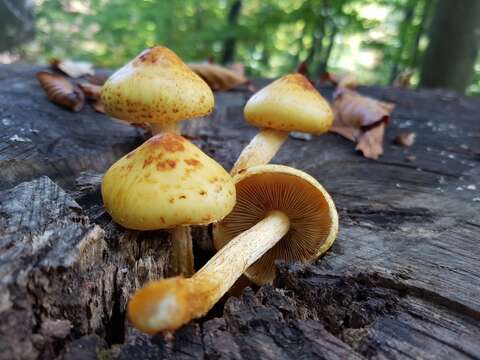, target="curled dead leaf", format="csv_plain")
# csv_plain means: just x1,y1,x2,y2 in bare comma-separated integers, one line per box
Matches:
79,83,102,100
36,71,85,112
92,99,105,113
79,82,105,113
394,131,416,147
331,88,395,160
50,59,94,78
229,62,245,77
86,75,108,86
321,72,358,90
189,63,253,91
393,70,413,89
356,122,386,160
